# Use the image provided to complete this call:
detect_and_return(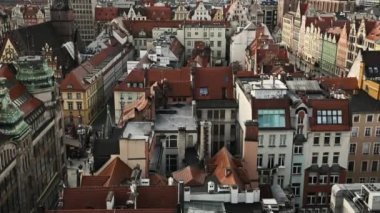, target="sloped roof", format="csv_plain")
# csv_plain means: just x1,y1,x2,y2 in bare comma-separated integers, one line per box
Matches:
98,157,133,186
366,21,380,42
166,81,192,97
145,5,172,21
318,77,358,91
193,67,234,100
207,147,250,188
172,166,207,186
81,176,110,187
136,186,178,208
95,7,119,21
148,173,168,186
